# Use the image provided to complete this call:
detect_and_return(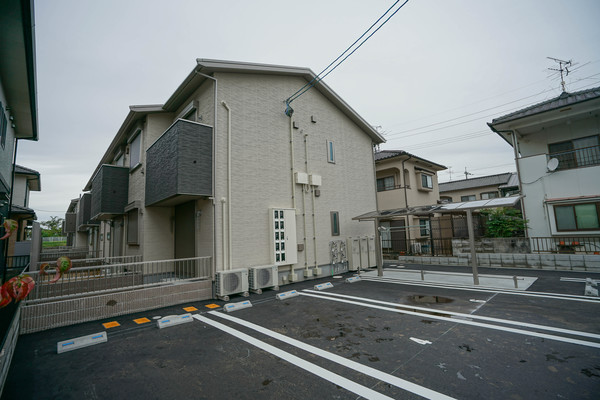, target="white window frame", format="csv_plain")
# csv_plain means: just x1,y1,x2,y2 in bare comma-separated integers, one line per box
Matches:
129,130,142,170
326,140,335,164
